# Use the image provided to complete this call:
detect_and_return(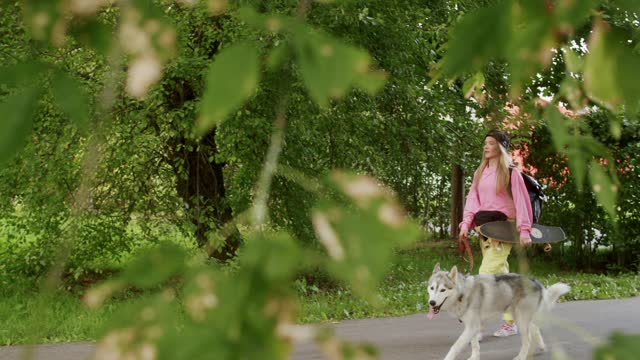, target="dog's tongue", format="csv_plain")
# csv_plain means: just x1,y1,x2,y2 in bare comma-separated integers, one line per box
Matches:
427,308,436,320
